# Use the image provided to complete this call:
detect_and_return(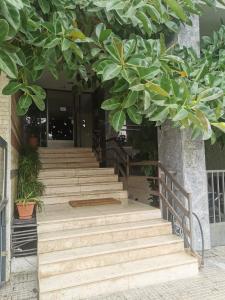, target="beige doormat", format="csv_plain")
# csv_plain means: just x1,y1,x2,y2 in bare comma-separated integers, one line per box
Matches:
69,198,121,207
